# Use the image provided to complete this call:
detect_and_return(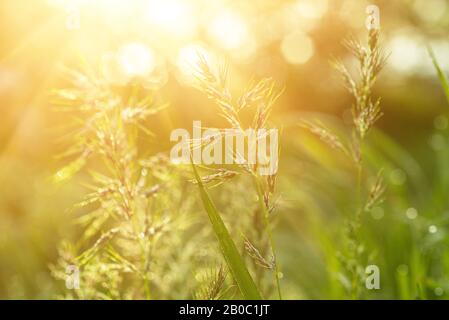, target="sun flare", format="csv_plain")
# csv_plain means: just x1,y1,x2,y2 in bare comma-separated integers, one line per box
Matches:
146,0,197,38
118,43,156,77
209,11,250,50
176,44,211,81
3,0,448,303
